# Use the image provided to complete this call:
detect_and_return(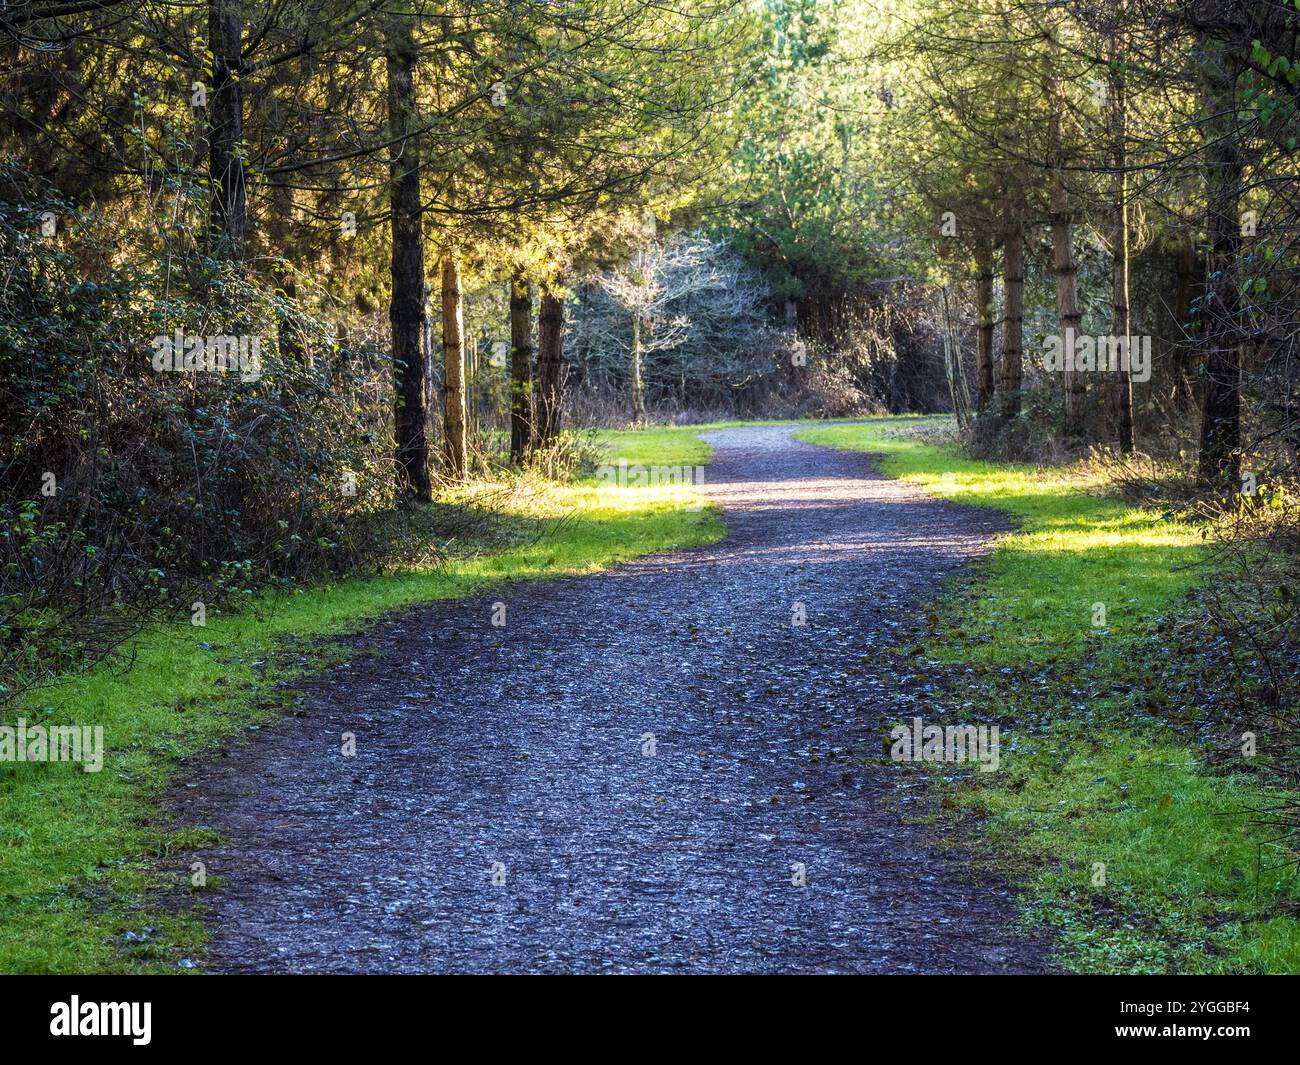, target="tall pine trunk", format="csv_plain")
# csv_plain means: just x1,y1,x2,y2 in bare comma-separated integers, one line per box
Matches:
974,236,996,412
536,282,565,447
441,246,468,478
208,0,247,256
385,7,431,502
1001,187,1025,417
1197,39,1243,485
630,313,645,422
509,273,533,465
1110,32,1134,454
1048,106,1086,445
